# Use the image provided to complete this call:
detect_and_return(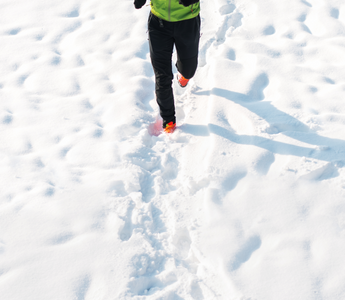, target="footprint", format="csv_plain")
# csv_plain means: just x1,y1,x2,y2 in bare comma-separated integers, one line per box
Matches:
45,187,55,196
93,123,103,138
124,146,160,173
51,232,74,245
35,34,44,41
127,276,163,296
117,199,135,241
65,21,82,34
228,12,243,29
301,23,312,34
51,56,61,66
199,38,215,67
199,9,243,65
67,81,81,96
220,45,236,61
133,254,150,276
24,141,33,153
17,74,29,86
221,170,247,192
215,13,243,46
219,4,236,16
75,55,85,66
323,77,335,84
161,153,179,181
139,172,156,203
229,235,262,271
2,112,13,124
74,275,91,300
330,8,339,19
66,8,80,18
131,253,160,277
225,48,236,61
301,0,312,7
127,269,177,296
297,14,307,22
8,28,21,35
263,25,275,35
247,73,269,101
185,176,210,195
93,128,103,138
309,86,318,93
44,182,55,197
81,99,93,110
60,146,71,158
253,151,275,175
